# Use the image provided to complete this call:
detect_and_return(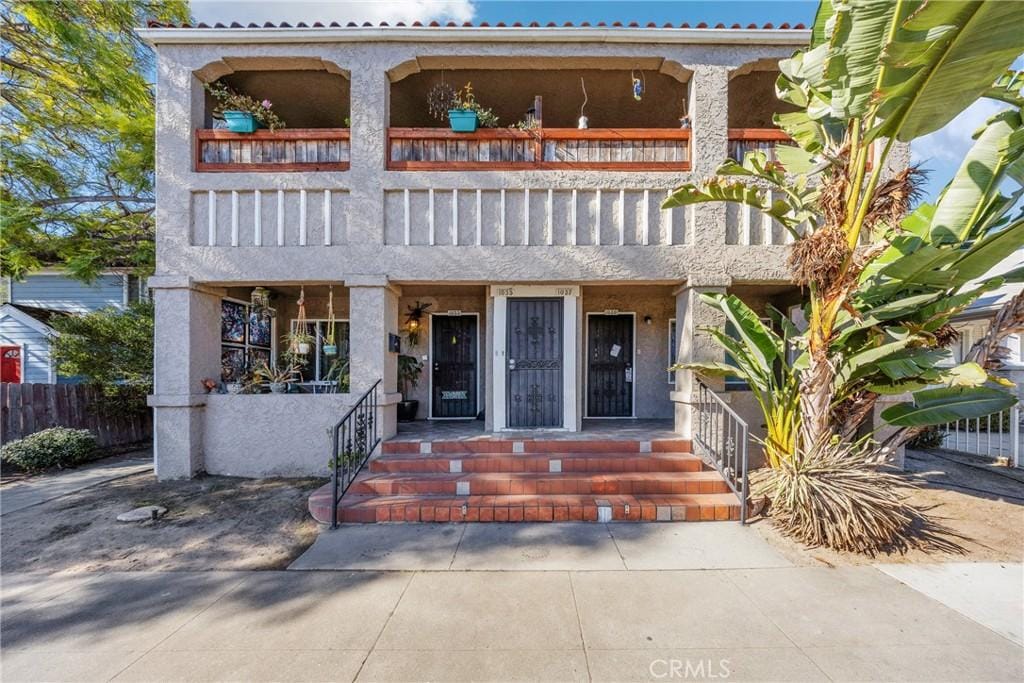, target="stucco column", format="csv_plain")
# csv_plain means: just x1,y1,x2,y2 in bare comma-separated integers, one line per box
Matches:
688,65,730,248
671,276,730,438
347,274,402,439
147,276,223,479
346,67,388,247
